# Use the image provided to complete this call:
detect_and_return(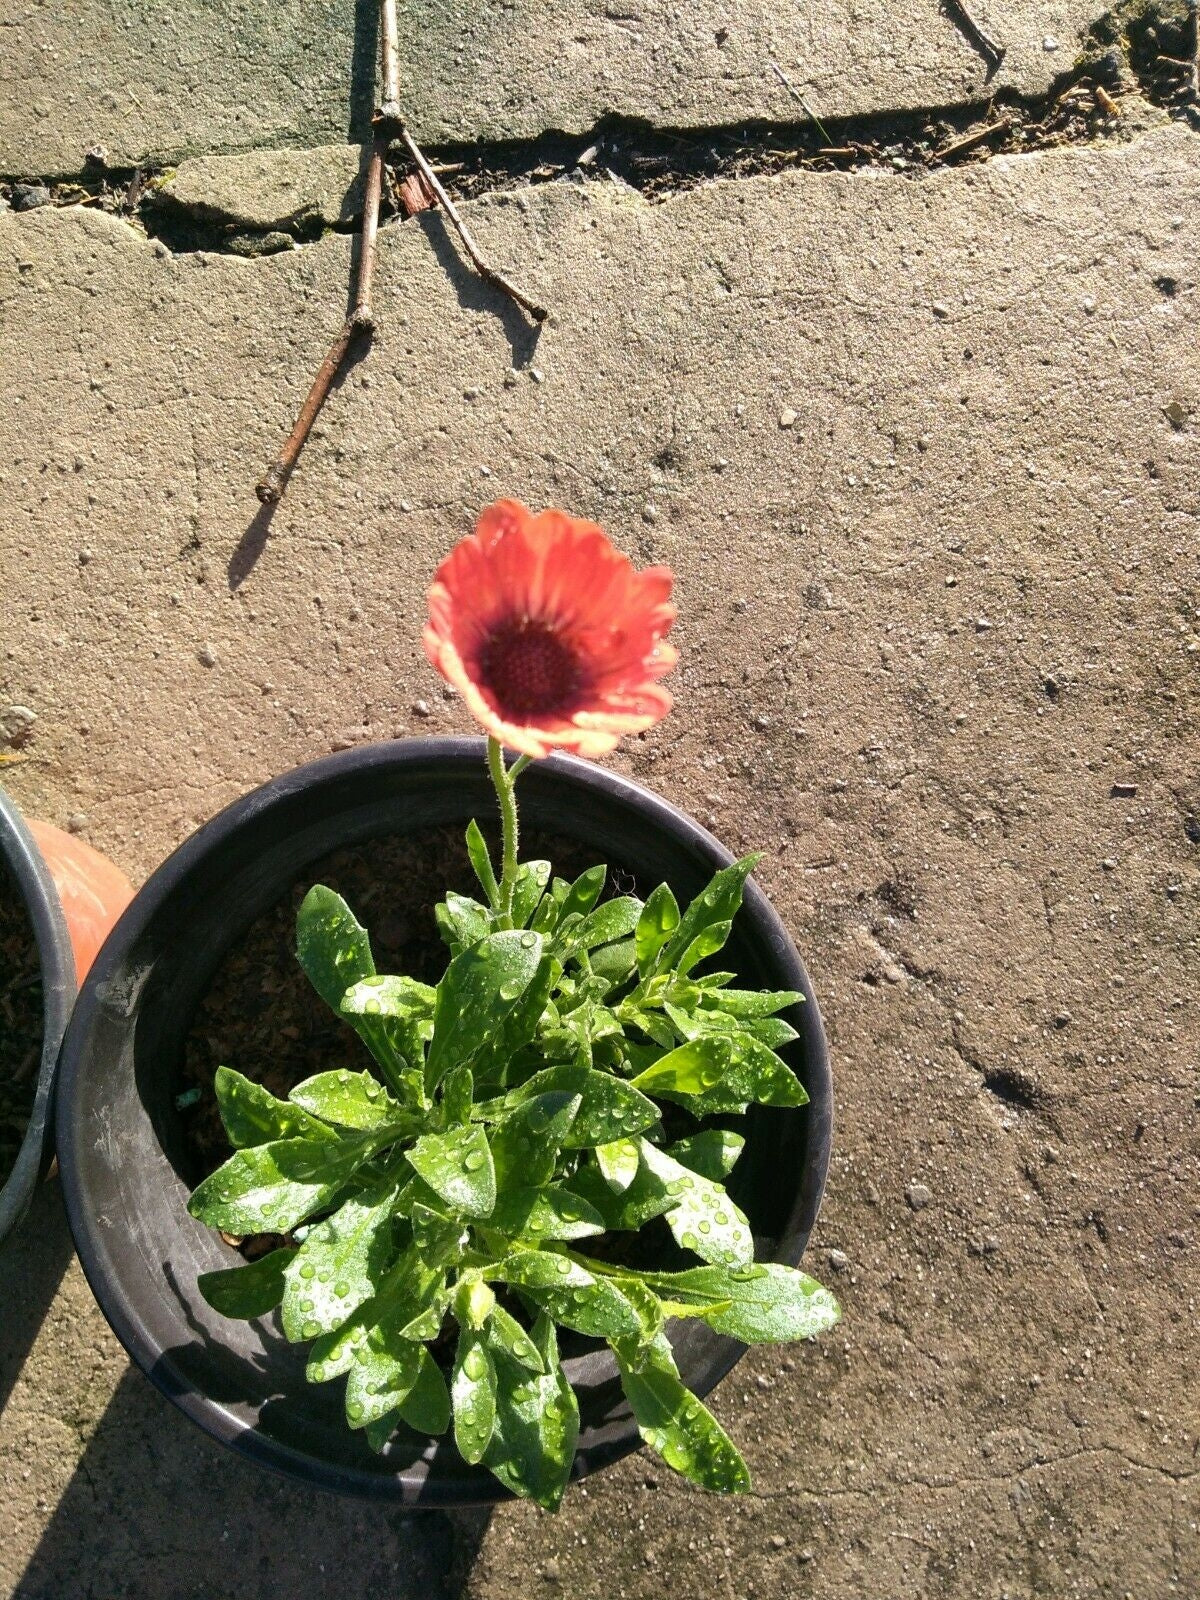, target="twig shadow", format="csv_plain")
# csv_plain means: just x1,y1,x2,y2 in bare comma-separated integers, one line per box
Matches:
228,500,277,591
420,211,545,368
